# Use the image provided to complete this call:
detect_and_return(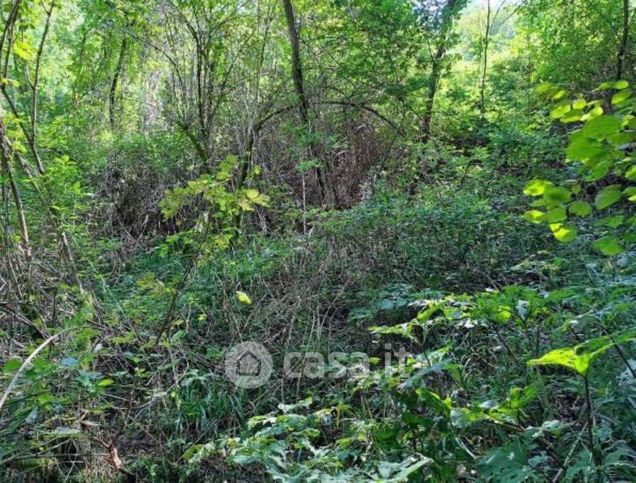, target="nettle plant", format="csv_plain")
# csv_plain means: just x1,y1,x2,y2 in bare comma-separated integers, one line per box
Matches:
523,80,635,255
